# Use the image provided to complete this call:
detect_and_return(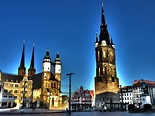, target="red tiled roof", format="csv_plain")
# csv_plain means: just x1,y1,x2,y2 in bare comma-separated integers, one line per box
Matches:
133,80,155,87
